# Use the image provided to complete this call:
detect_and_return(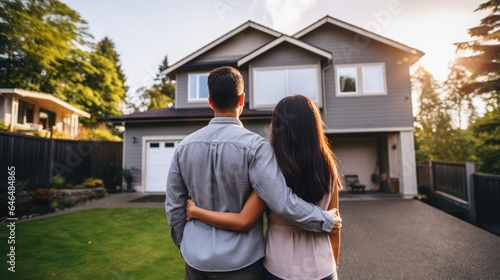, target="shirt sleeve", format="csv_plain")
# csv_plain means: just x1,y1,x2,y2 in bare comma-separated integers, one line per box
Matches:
248,139,334,232
165,151,189,248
